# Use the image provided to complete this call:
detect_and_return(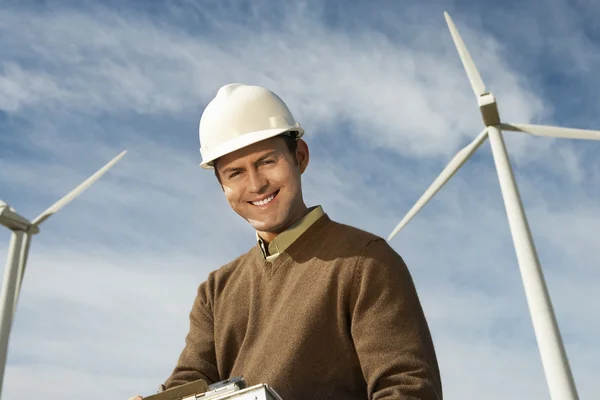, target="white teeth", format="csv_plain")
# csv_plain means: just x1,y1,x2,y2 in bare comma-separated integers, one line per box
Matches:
252,193,275,206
